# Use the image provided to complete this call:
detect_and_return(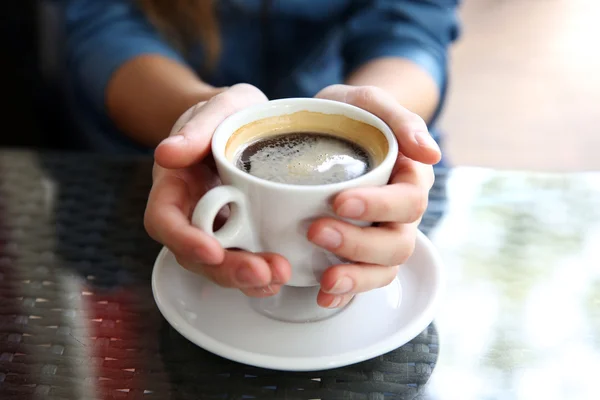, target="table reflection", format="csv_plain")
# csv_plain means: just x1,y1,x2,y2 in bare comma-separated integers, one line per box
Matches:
426,168,600,400
3,152,600,399
0,152,439,399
